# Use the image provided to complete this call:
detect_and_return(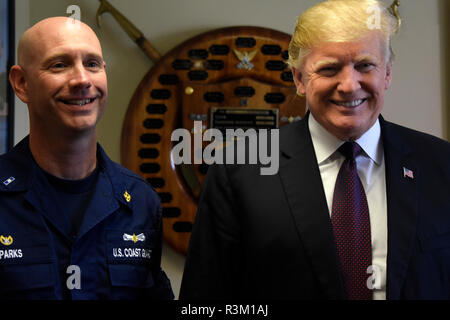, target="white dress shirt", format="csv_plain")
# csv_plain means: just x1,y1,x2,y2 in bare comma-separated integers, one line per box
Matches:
308,113,387,300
